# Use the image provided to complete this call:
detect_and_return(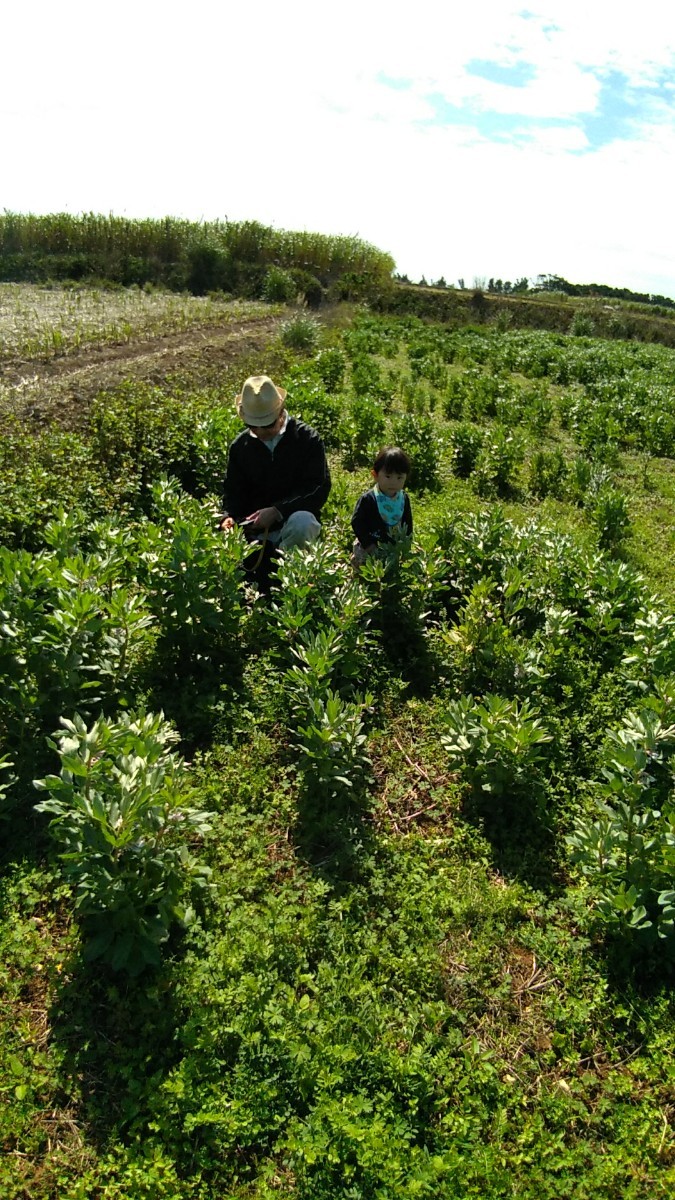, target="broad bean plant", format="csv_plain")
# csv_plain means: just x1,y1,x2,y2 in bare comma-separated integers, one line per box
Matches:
441,693,552,801
35,711,213,974
273,539,375,800
568,705,675,945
